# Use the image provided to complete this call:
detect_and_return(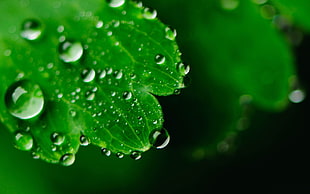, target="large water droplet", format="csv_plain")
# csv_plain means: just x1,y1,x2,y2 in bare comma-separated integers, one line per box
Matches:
51,132,65,145
177,62,190,76
108,0,125,8
165,27,177,41
59,40,83,63
81,68,96,83
149,128,170,149
14,131,33,151
130,151,142,160
143,8,157,20
20,19,42,40
5,80,44,120
155,54,165,65
80,135,90,146
60,153,75,166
